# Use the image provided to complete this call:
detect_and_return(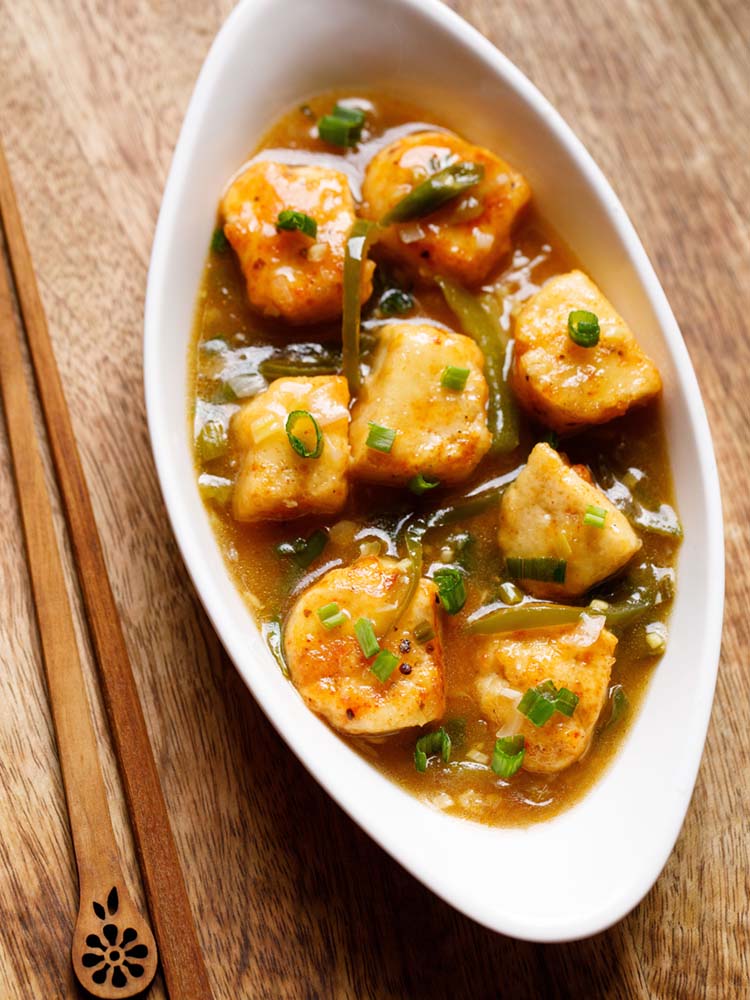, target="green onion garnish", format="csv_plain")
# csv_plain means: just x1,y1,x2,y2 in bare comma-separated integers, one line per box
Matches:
196,420,228,461
317,602,347,630
491,735,525,778
317,104,366,147
441,365,470,392
285,410,323,459
354,617,379,659
544,430,559,449
211,227,229,253
554,687,580,717
413,620,435,644
366,422,397,453
409,473,440,495
432,567,466,615
583,504,607,528
379,288,414,316
276,209,317,239
505,557,567,583
382,161,485,225
518,681,579,727
517,686,557,727
276,528,328,568
568,309,600,347
371,649,398,682
414,727,452,772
